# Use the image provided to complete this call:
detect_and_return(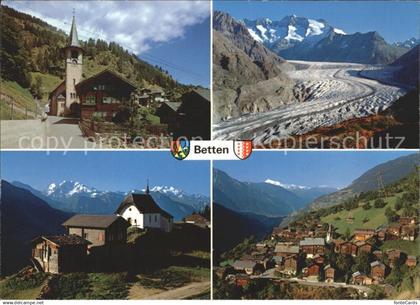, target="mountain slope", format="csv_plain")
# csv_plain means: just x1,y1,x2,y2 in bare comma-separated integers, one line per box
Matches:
213,203,284,254
213,169,316,217
391,44,420,86
213,11,298,123
1,4,186,103
310,153,419,209
11,181,209,221
1,180,72,276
